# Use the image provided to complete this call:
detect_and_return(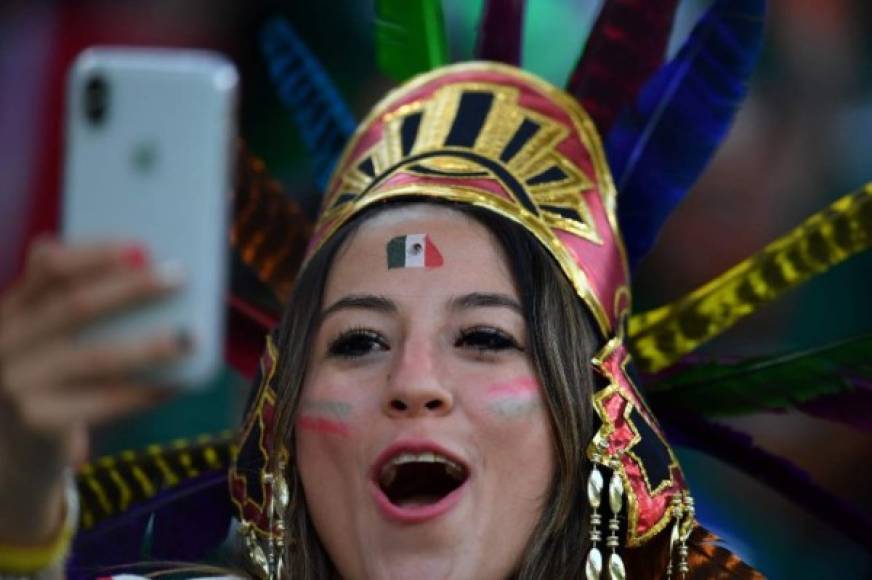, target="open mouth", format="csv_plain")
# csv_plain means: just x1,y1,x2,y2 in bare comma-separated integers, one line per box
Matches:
378,451,469,507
